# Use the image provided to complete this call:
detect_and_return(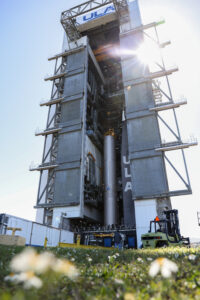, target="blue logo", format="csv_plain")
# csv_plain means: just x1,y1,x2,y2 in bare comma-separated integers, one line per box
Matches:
83,5,115,22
